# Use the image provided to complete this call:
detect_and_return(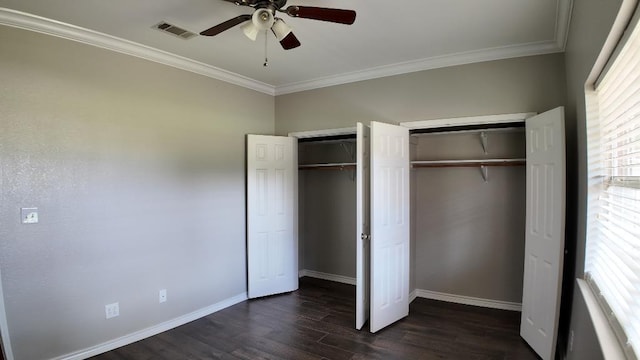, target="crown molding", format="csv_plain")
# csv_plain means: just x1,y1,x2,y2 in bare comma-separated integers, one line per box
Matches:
555,0,574,51
274,40,562,95
274,0,573,95
1,0,573,97
0,8,275,96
